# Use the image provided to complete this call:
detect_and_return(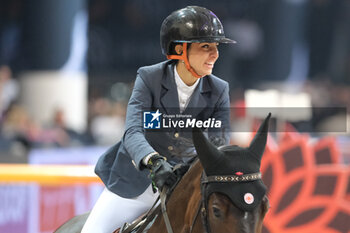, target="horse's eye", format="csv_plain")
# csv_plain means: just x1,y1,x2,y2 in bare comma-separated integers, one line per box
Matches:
212,206,222,218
